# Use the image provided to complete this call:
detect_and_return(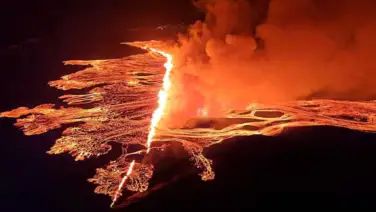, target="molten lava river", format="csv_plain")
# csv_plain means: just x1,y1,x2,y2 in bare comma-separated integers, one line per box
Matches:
1,40,375,207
